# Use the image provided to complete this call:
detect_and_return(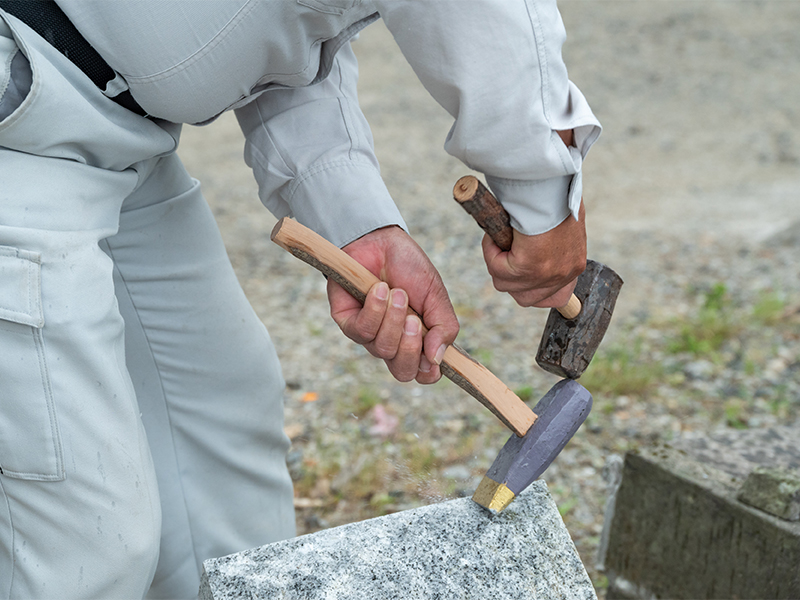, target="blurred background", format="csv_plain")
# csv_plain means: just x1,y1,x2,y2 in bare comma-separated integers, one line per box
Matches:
177,2,800,593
